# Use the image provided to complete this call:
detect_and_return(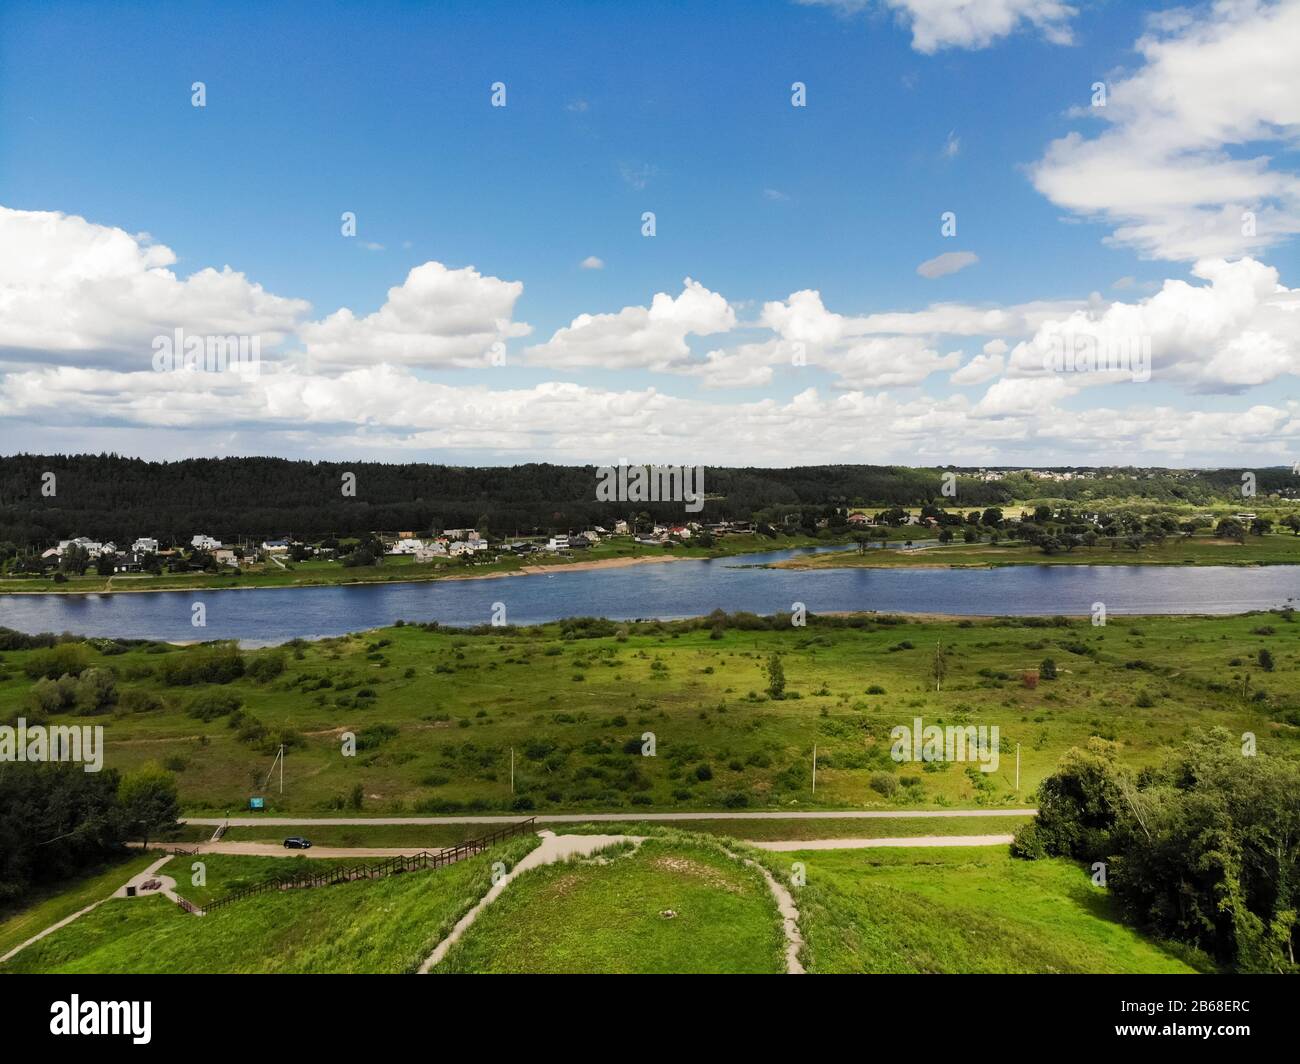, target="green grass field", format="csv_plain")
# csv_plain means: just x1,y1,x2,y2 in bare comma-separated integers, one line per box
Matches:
755,845,1214,974
436,834,786,974
2,610,1297,817
0,835,538,974
3,829,1216,975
